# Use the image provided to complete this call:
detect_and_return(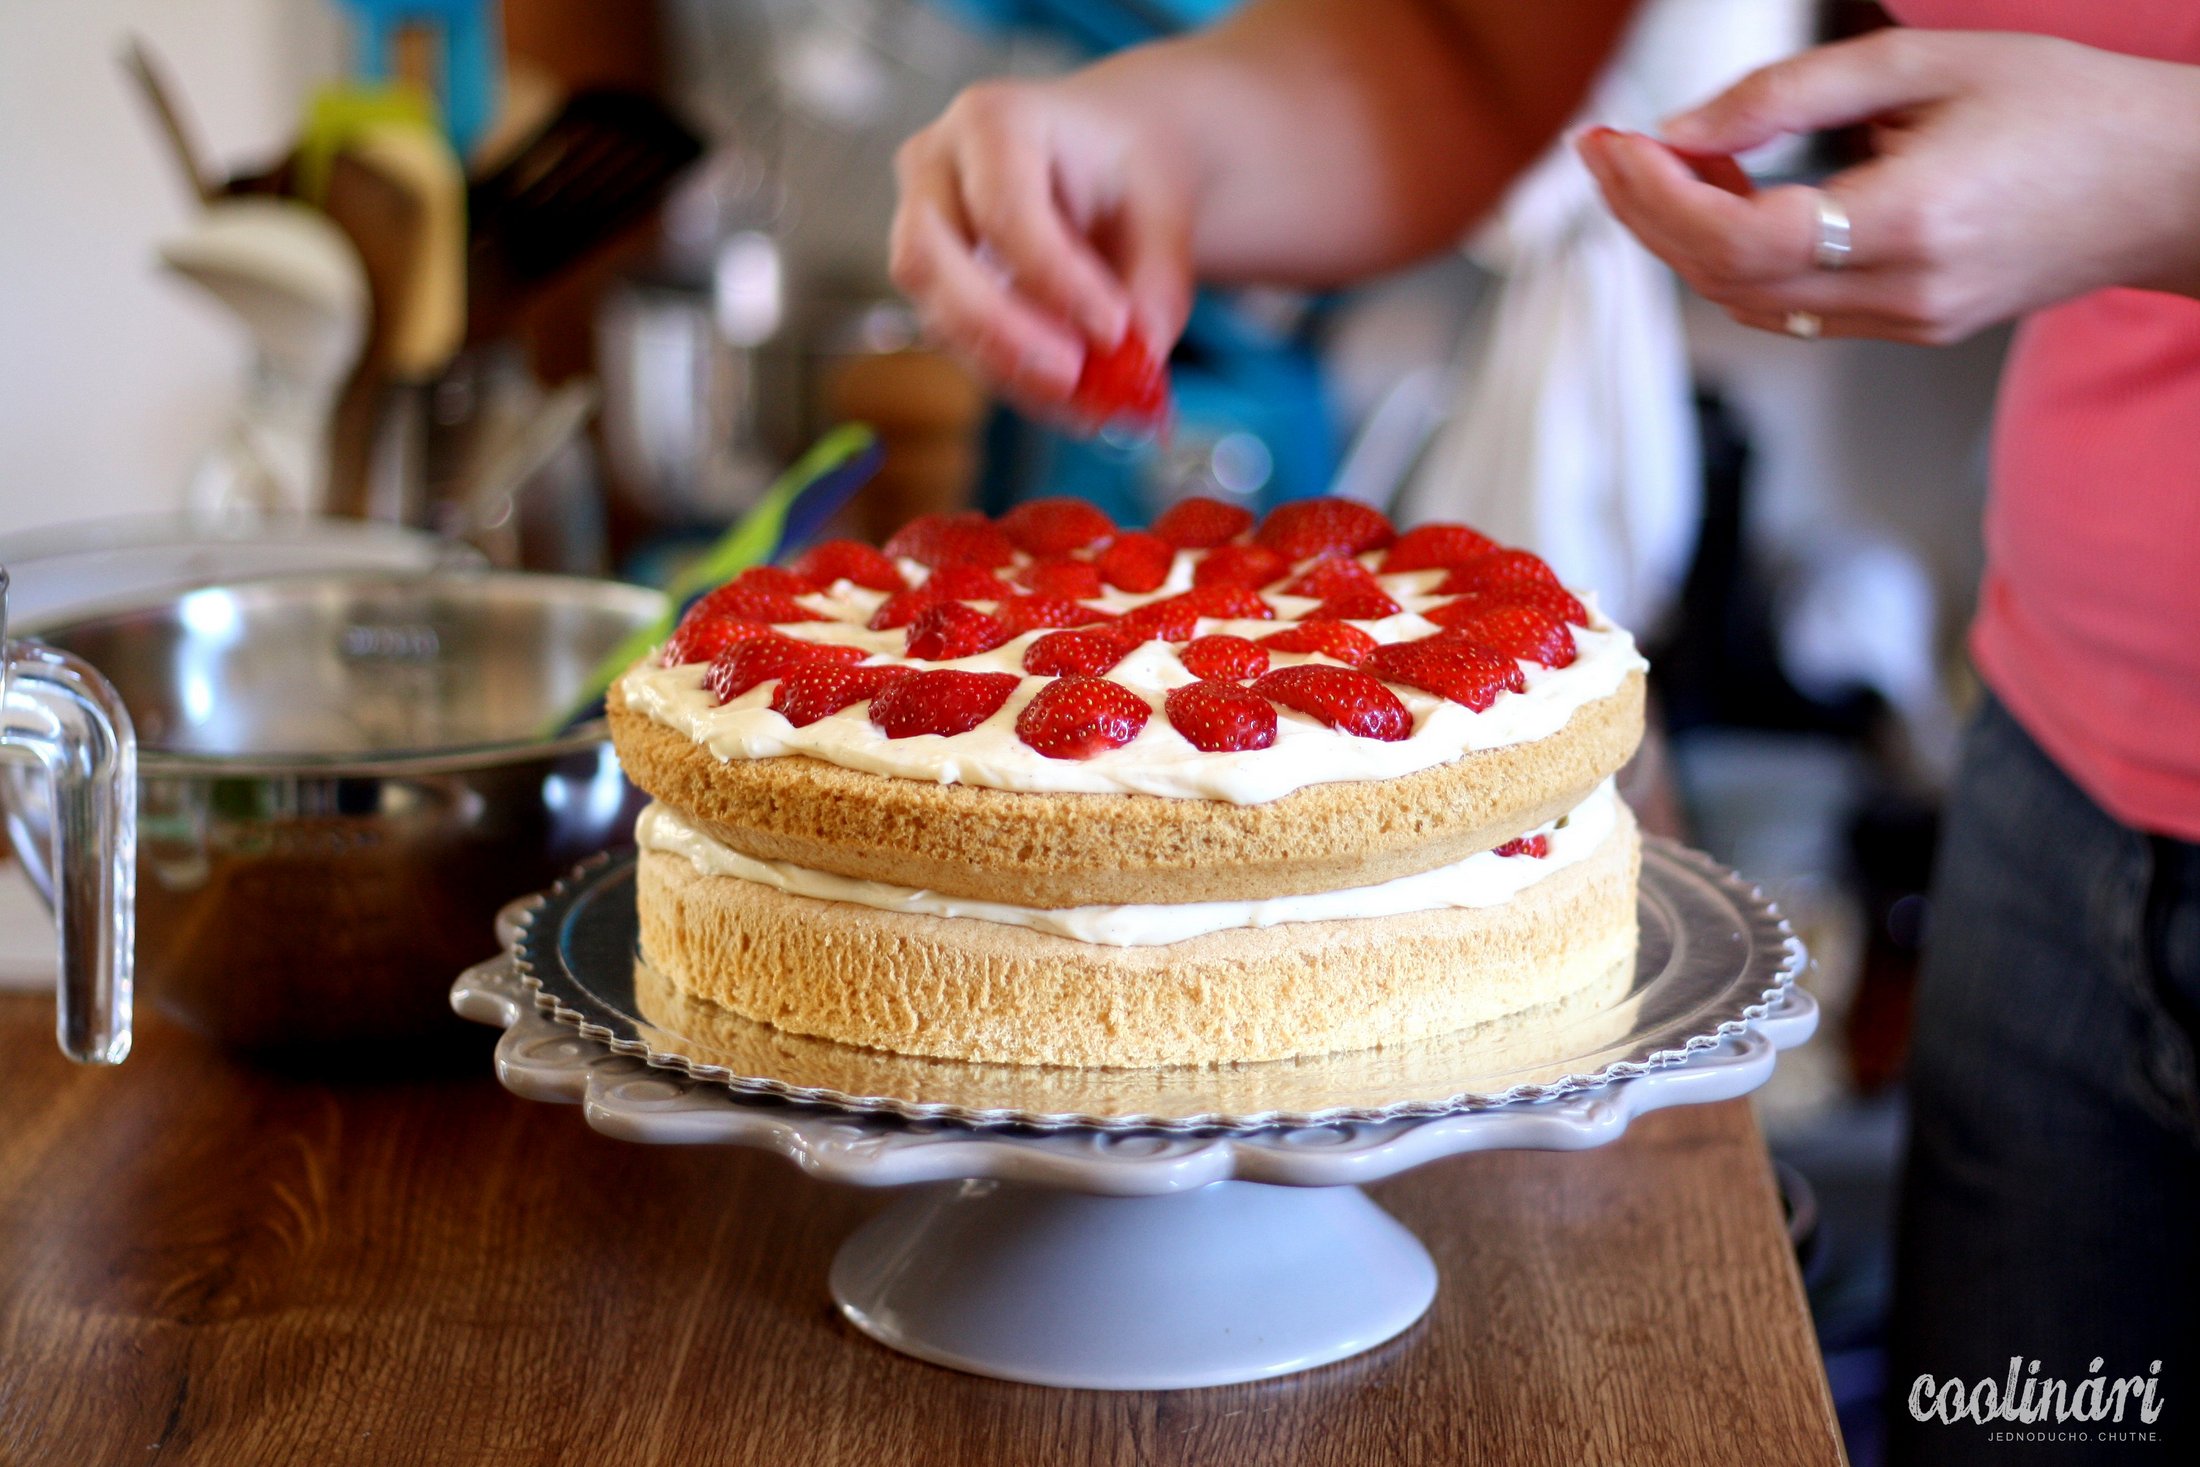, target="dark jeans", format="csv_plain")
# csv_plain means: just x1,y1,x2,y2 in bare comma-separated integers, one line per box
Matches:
1889,696,2200,1463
